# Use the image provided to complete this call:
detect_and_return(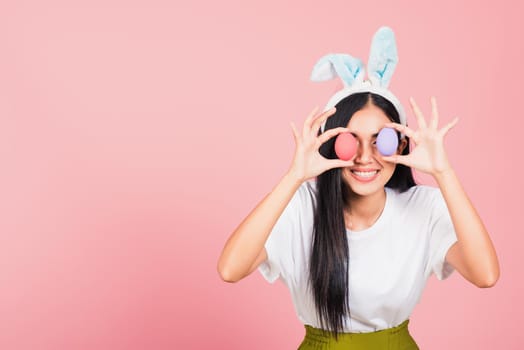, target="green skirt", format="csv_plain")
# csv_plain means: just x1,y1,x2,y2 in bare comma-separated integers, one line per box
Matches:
297,319,419,350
